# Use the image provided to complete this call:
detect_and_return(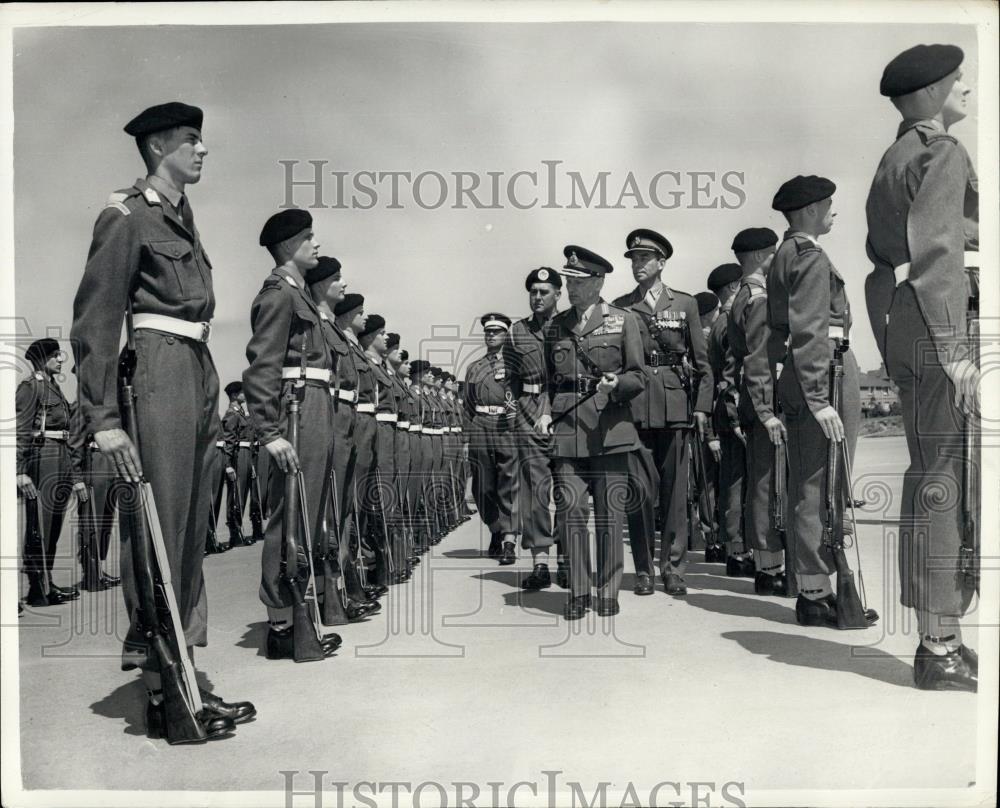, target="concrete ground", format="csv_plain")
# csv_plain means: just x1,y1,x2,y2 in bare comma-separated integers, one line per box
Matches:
11,436,986,802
